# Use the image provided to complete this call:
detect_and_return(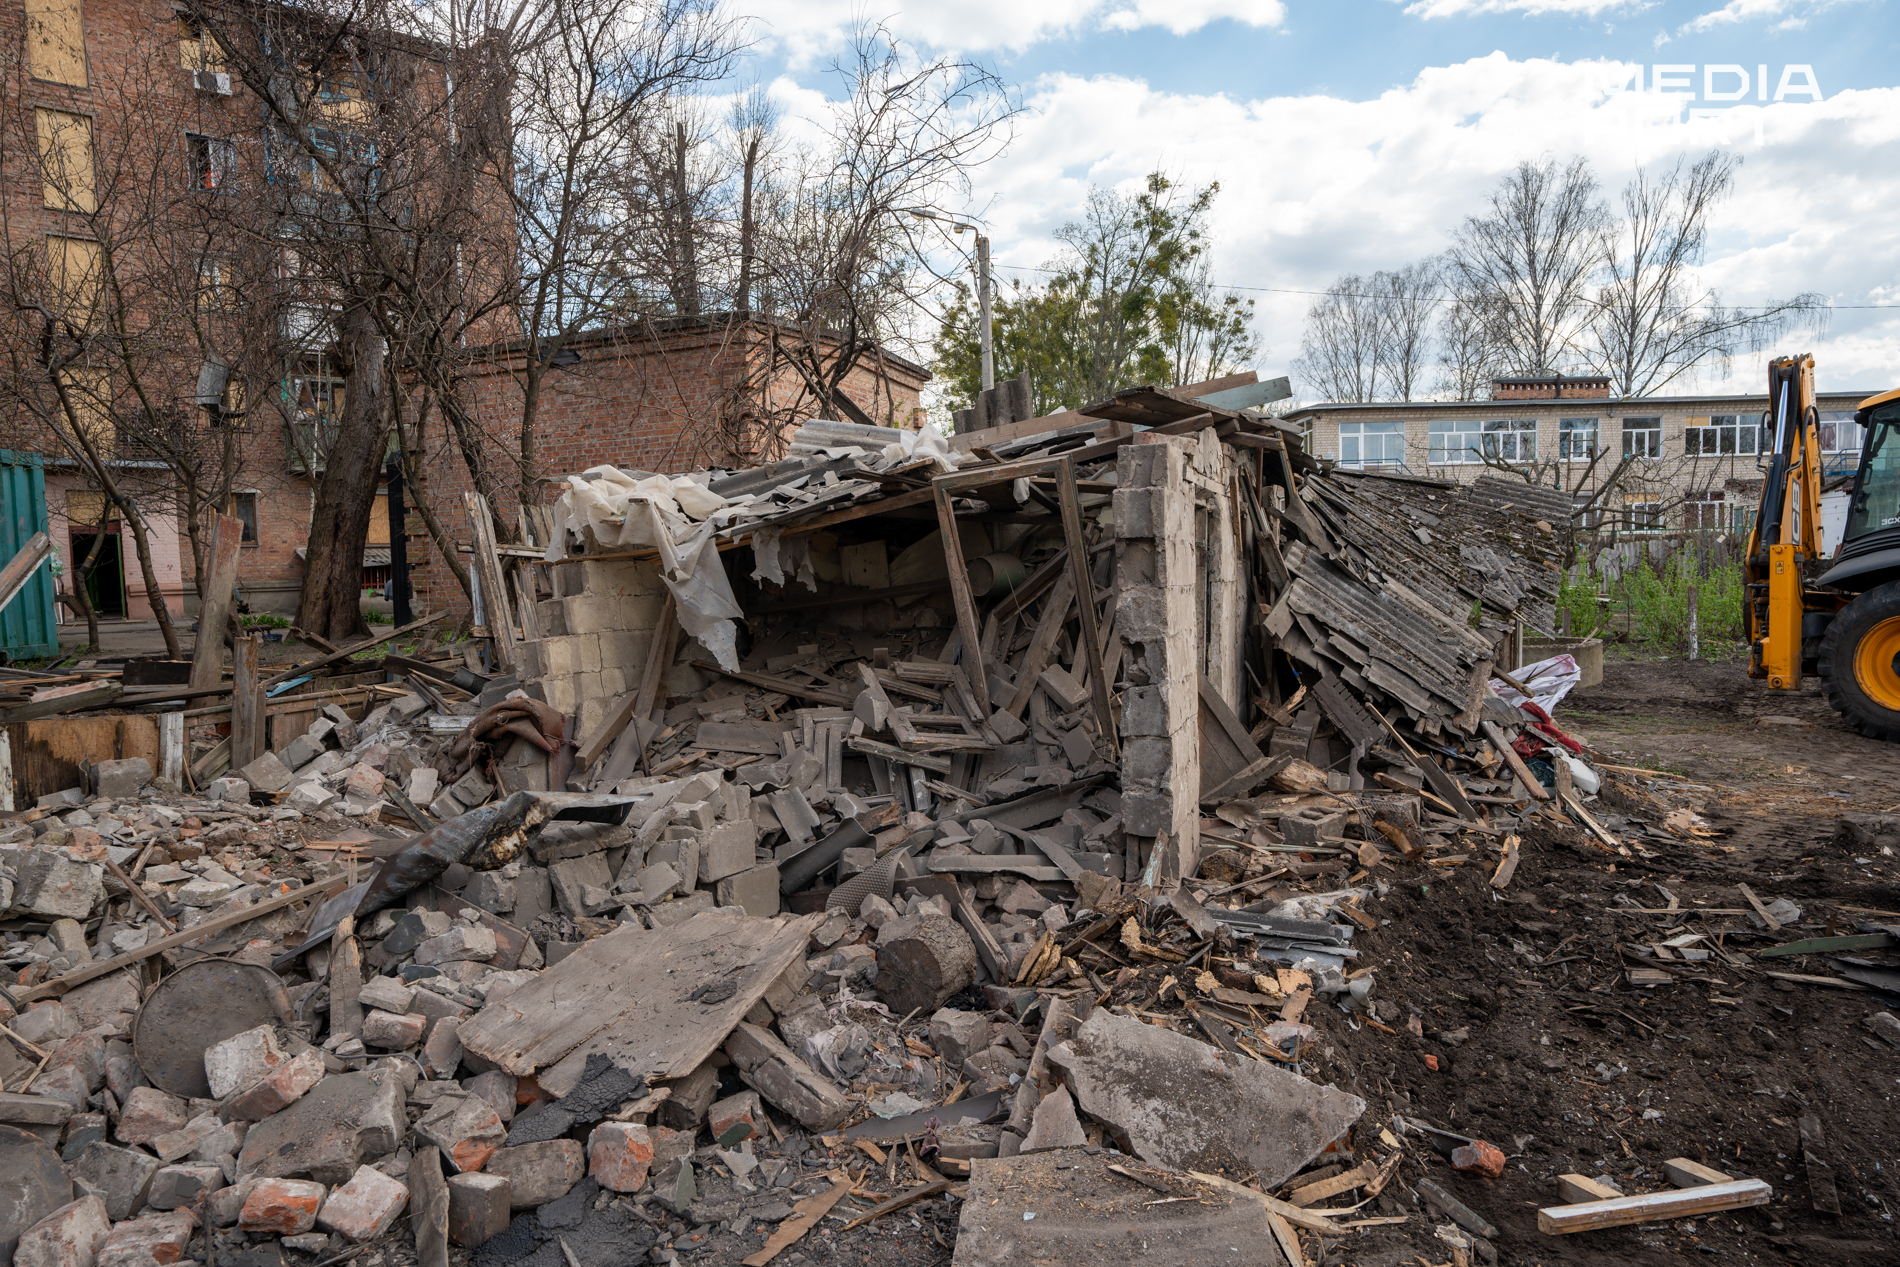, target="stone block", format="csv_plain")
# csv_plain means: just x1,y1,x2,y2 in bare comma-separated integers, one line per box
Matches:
547,853,614,918
697,822,756,884
114,1088,186,1147
12,853,105,919
422,1019,463,1080
644,890,715,929
181,1116,246,1163
35,788,84,810
315,1166,408,1242
642,839,698,892
279,734,325,772
205,777,250,802
379,910,450,959
356,977,416,1015
1,1126,73,1263
1046,1010,1364,1190
0,1093,73,1133
60,1114,107,1163
413,1096,505,1175
713,864,779,918
1019,1085,1087,1153
449,769,494,808
219,1050,324,1123
205,1181,257,1228
12,1195,109,1267
236,752,294,794
388,693,430,721
624,861,681,902
70,1142,159,1222
706,1091,761,1147
446,1173,510,1248
414,926,496,966
362,1011,426,1051
285,782,338,814
240,1178,326,1234
95,1212,193,1267
146,1162,225,1211
236,1071,407,1185
586,1123,652,1193
485,1140,584,1208
464,872,514,915
147,1115,219,1164
204,1027,291,1101
928,1009,987,1070
90,759,151,801
461,1071,516,1124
